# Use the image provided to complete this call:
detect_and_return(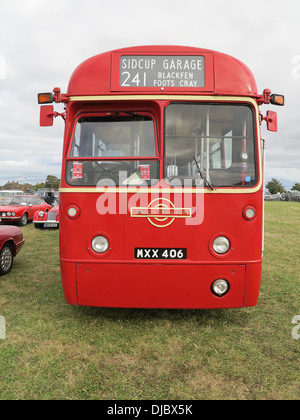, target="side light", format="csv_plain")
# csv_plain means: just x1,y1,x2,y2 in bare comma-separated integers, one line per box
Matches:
211,279,230,297
68,207,77,217
213,236,230,254
66,204,81,220
242,205,256,221
91,236,109,254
